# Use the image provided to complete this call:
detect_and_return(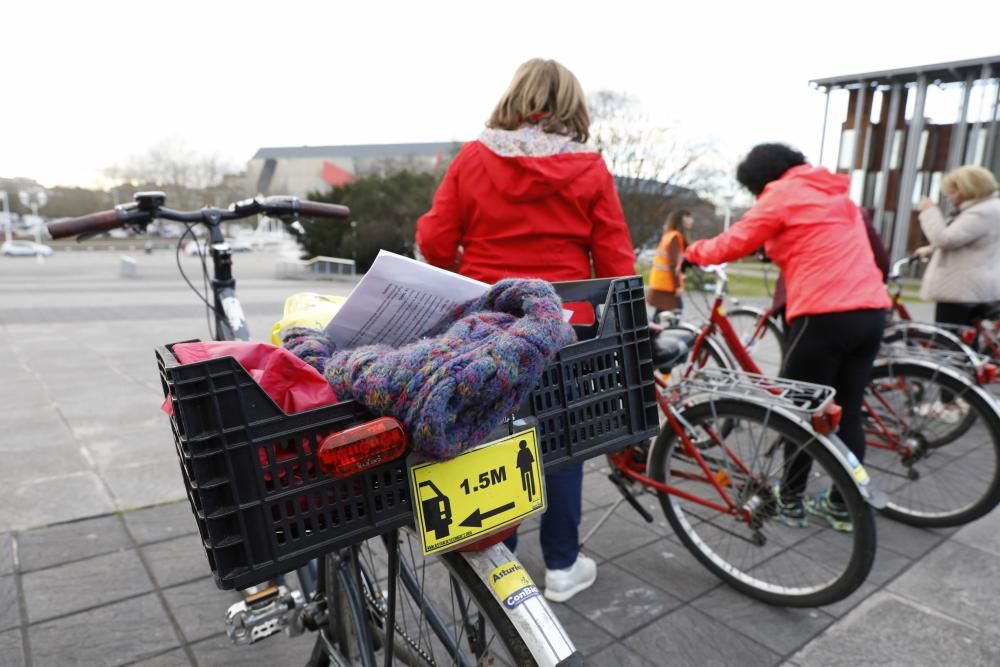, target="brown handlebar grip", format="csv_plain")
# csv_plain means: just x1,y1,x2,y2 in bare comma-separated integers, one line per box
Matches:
298,200,351,219
47,210,122,239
